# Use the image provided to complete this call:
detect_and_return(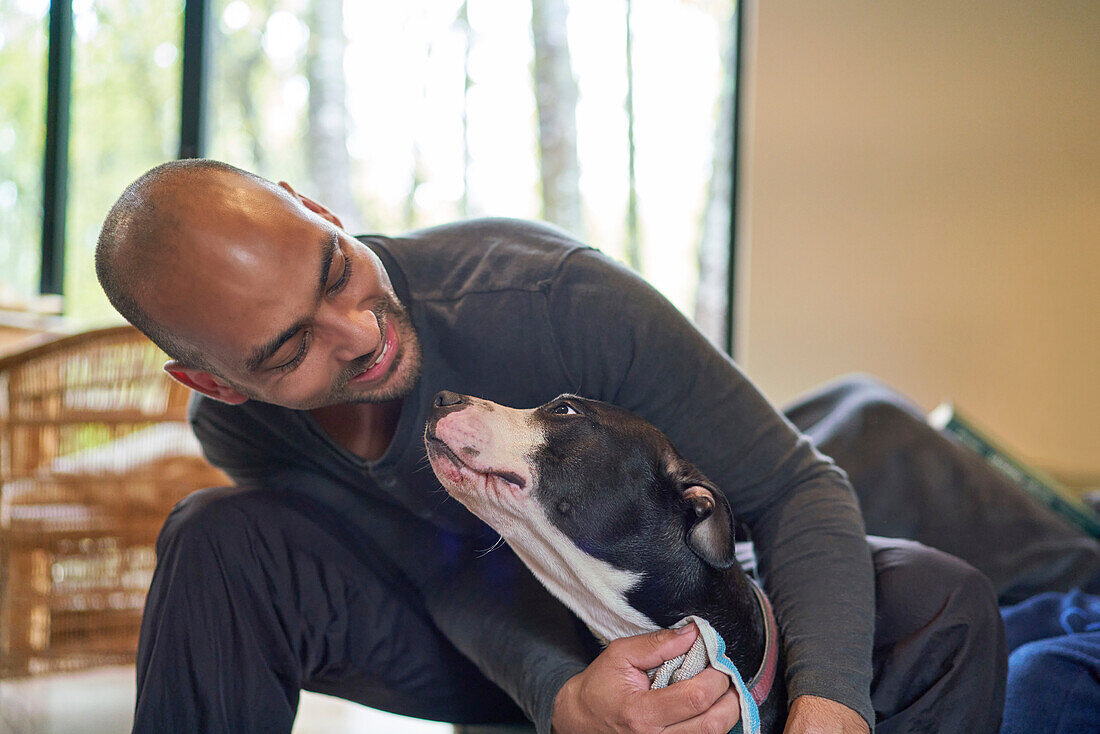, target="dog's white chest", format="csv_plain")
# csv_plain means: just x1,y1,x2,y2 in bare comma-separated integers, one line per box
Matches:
502,510,658,643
